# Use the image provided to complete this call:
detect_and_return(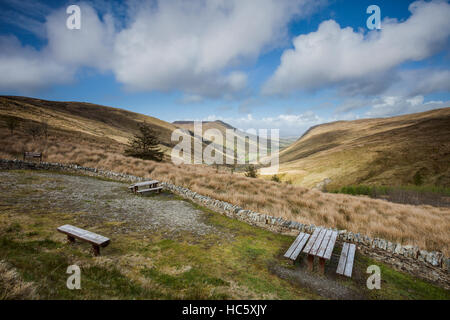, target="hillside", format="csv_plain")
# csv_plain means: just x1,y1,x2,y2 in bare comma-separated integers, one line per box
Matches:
0,96,223,162
278,108,450,189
